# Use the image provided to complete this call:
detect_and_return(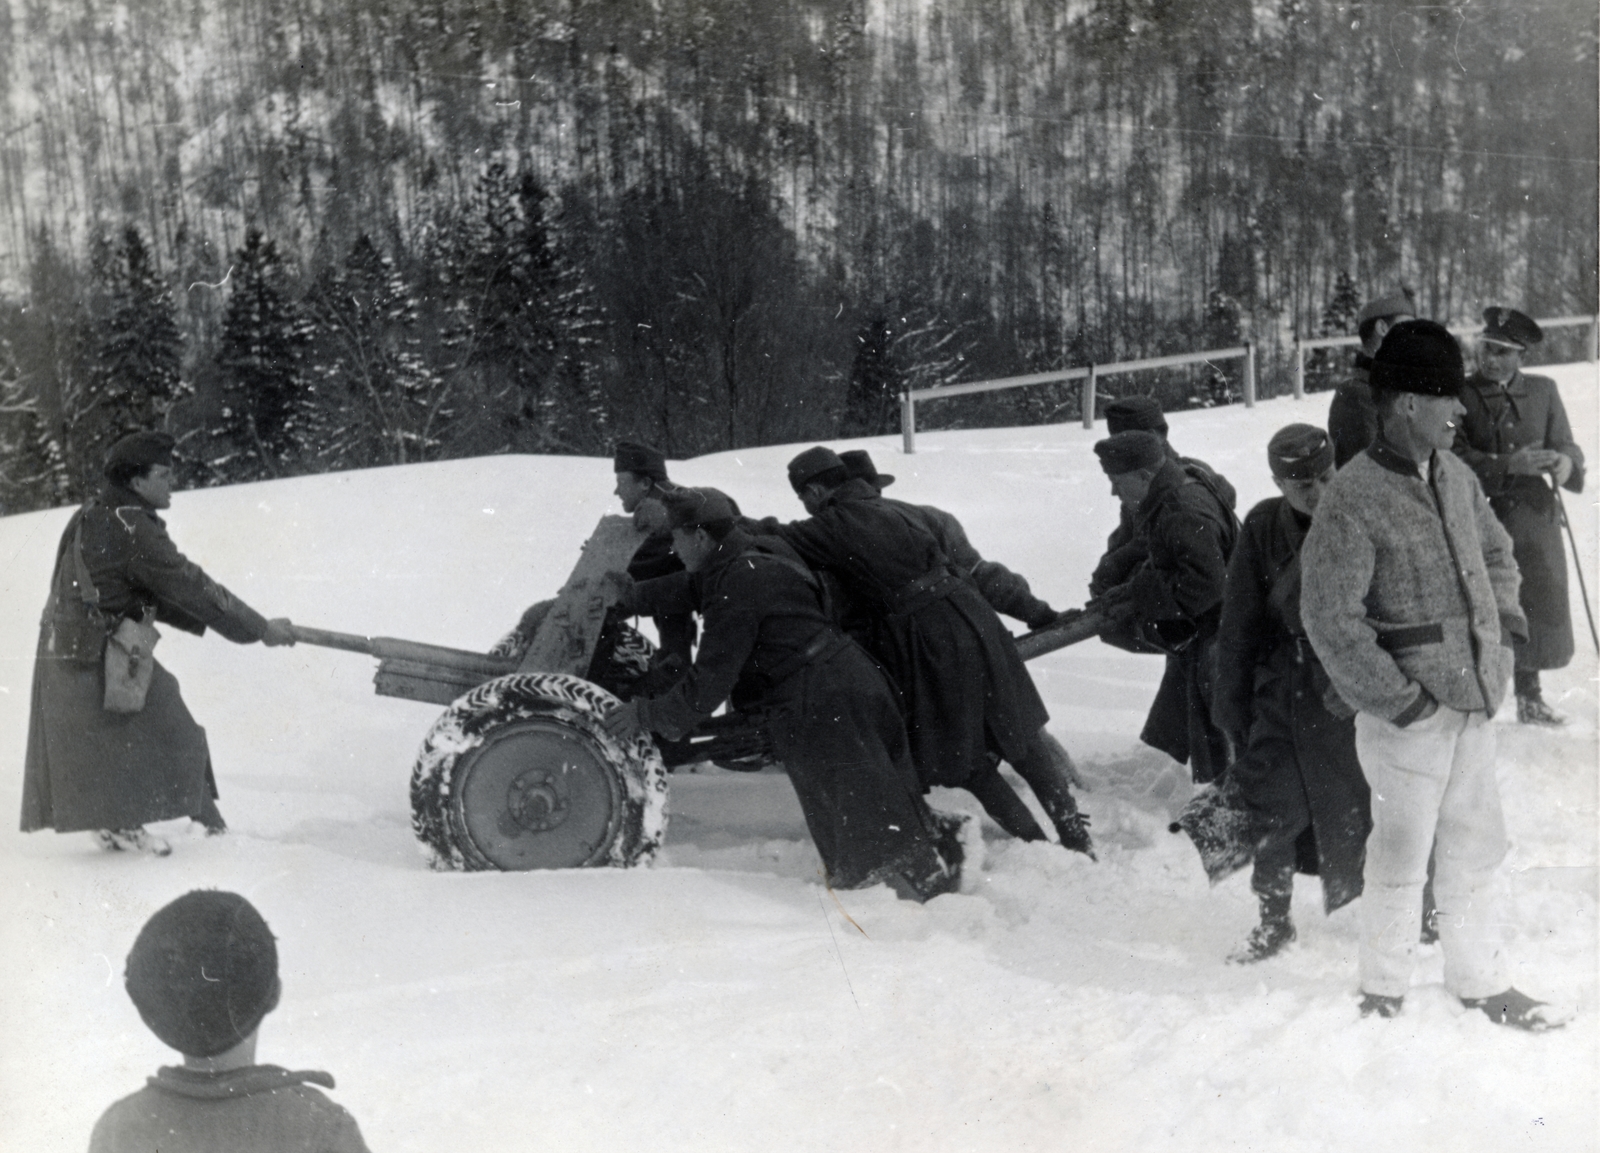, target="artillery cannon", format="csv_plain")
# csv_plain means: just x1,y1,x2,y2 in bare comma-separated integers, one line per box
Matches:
292,515,1109,874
